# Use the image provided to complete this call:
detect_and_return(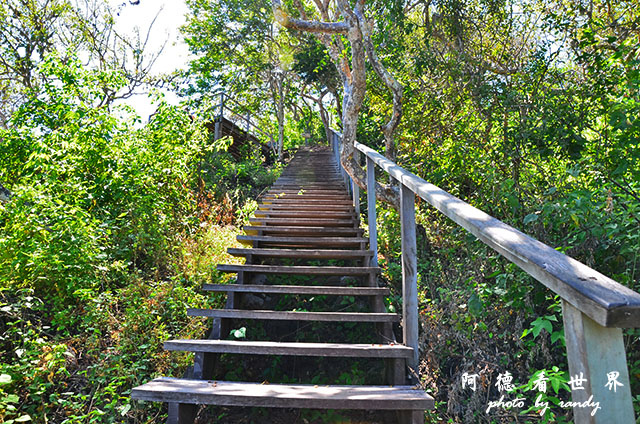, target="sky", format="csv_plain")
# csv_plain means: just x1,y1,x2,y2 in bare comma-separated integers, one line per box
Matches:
108,0,192,120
